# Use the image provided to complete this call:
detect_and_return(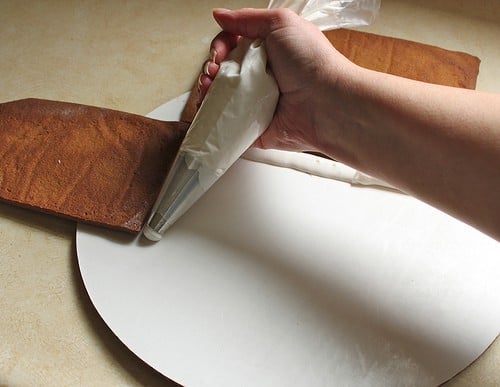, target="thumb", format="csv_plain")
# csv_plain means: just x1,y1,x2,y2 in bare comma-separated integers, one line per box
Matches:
213,8,292,40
